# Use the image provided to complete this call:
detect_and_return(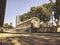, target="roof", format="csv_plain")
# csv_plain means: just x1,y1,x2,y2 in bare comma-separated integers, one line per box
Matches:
17,17,40,25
